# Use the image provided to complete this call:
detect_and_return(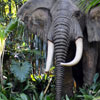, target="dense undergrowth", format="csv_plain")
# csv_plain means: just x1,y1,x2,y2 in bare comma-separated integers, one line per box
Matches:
1,71,100,100
1,0,100,100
